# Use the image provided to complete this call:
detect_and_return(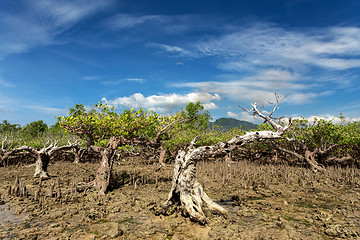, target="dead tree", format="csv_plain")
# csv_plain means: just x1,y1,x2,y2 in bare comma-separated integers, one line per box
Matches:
272,141,351,172
6,141,79,178
1,137,12,166
163,97,291,224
